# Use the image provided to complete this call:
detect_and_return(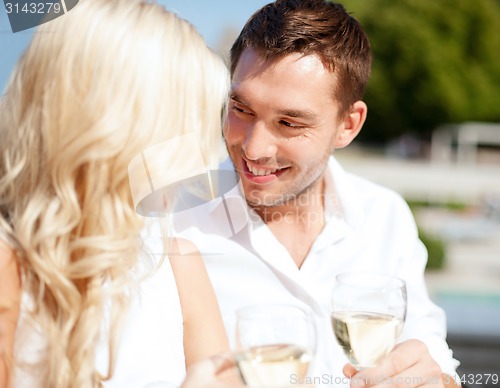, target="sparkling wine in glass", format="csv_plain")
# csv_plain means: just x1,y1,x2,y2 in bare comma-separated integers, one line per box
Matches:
330,272,407,370
234,303,316,387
